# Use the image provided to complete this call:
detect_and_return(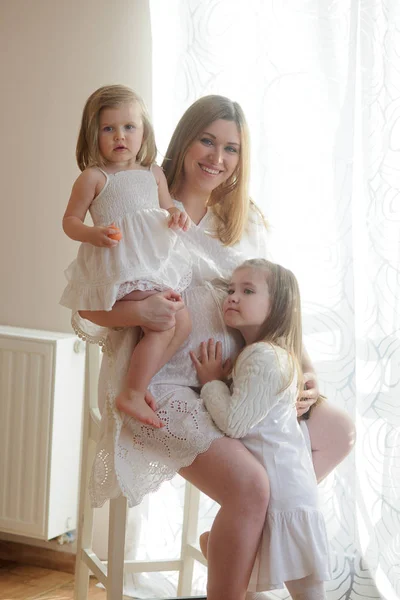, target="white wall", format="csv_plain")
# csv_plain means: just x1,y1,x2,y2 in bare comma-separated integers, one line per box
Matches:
0,0,152,334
